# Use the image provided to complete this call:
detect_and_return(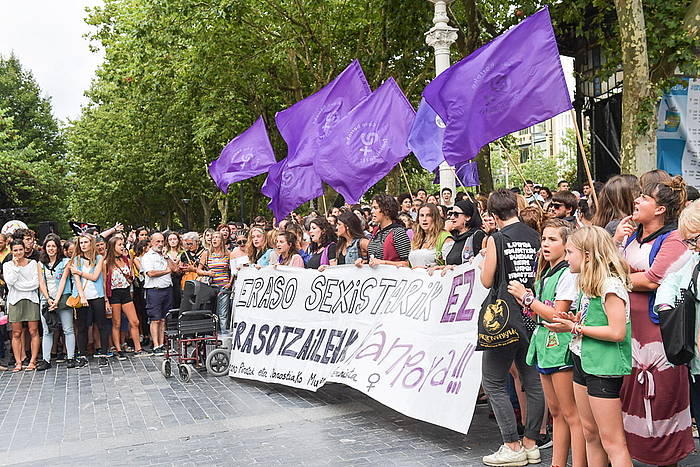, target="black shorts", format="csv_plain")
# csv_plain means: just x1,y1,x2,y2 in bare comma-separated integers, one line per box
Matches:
109,287,133,305
572,353,623,399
